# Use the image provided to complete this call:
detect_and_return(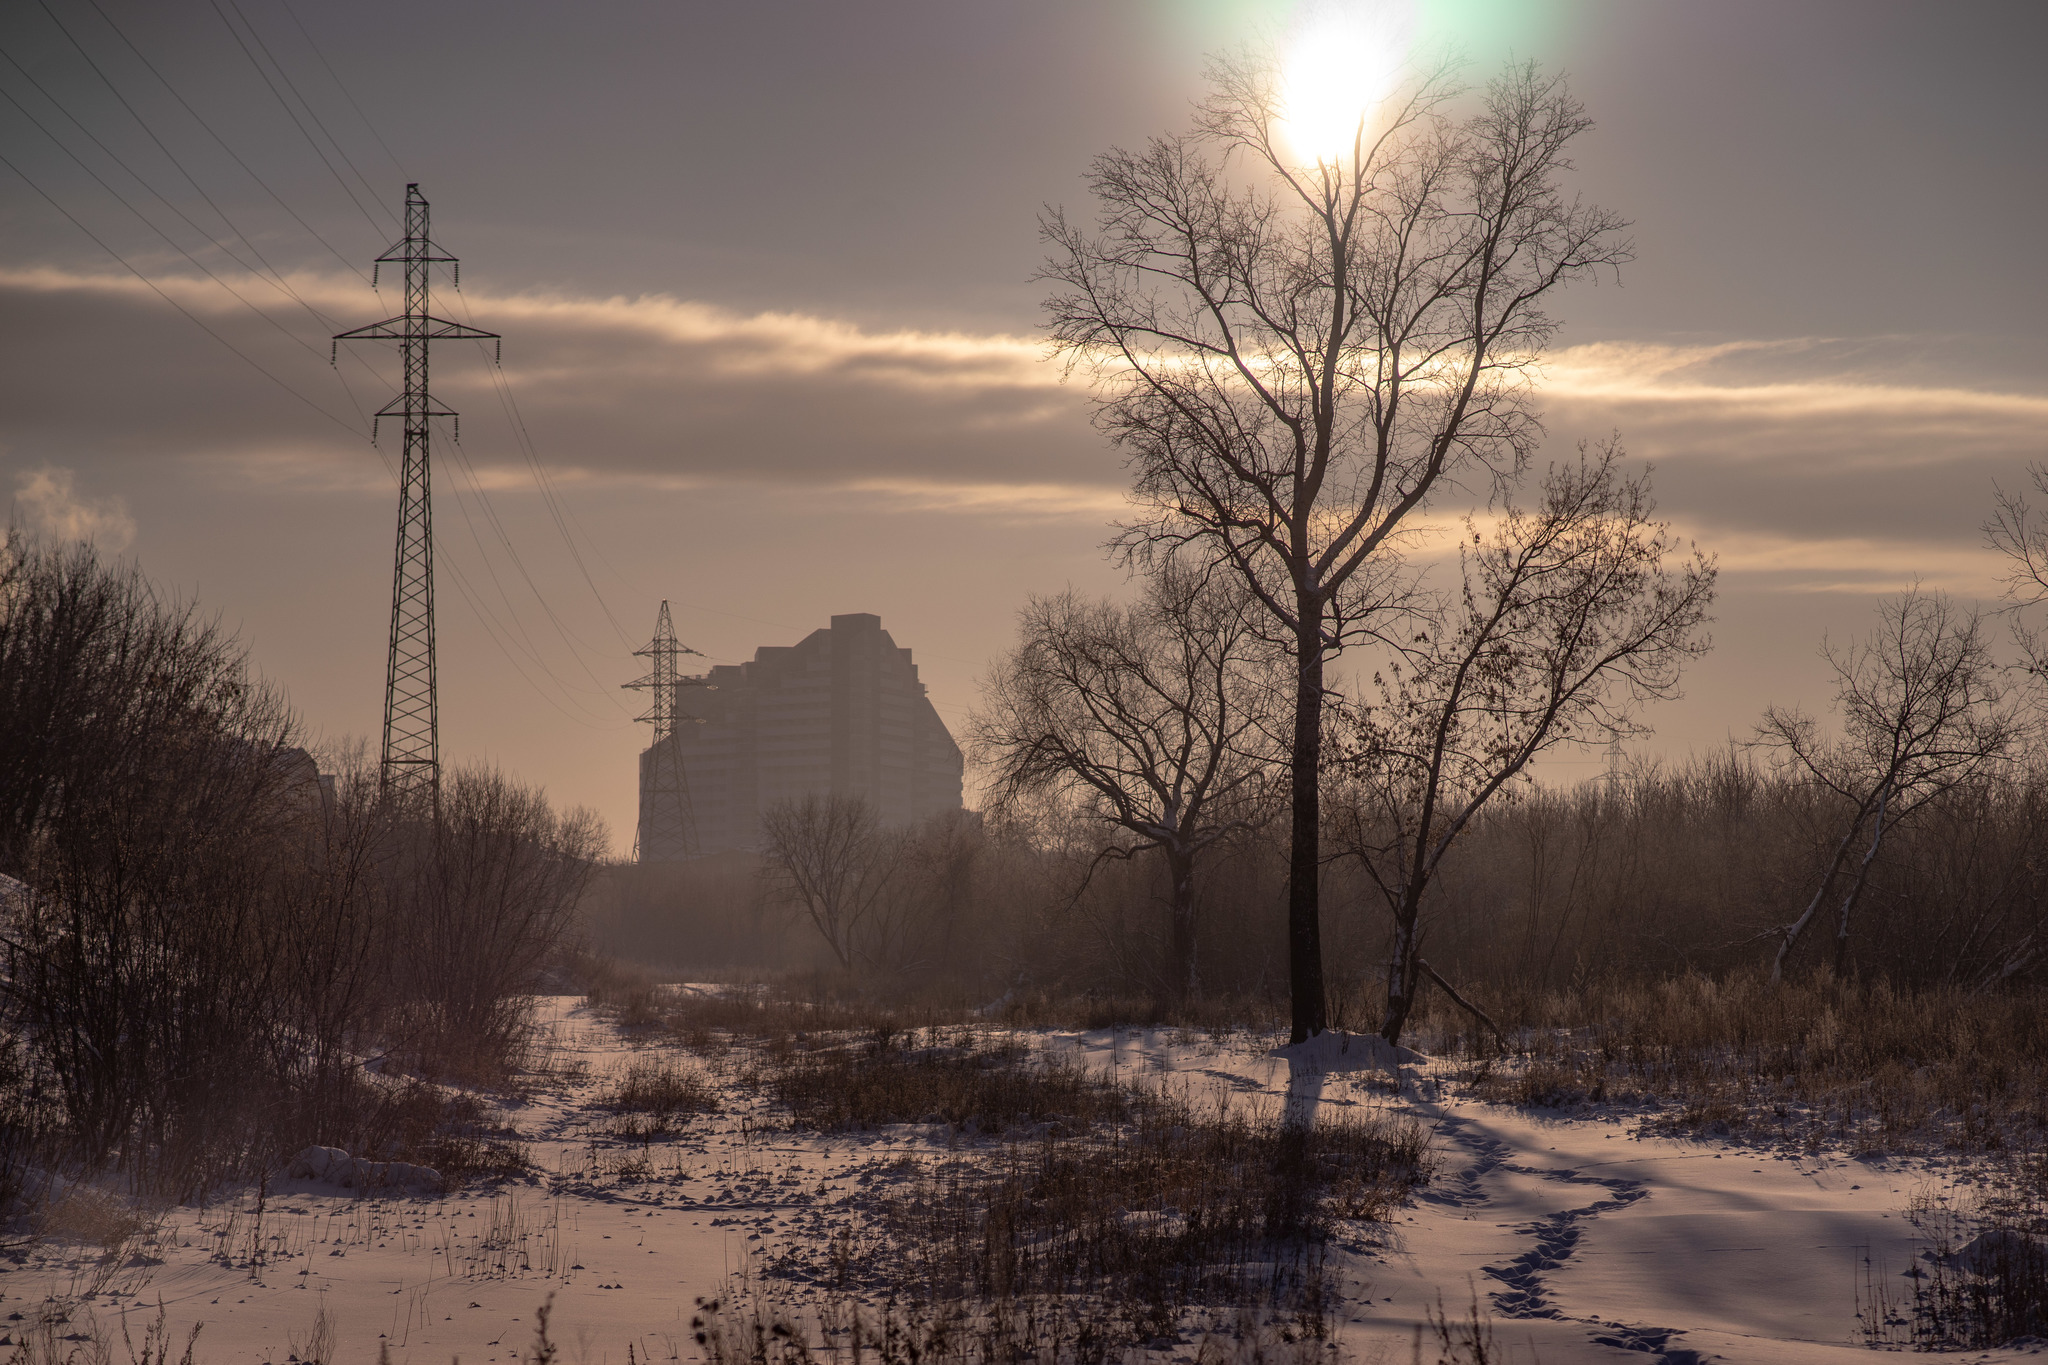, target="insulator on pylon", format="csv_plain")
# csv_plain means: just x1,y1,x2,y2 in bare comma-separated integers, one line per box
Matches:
372,264,380,289
371,417,380,446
